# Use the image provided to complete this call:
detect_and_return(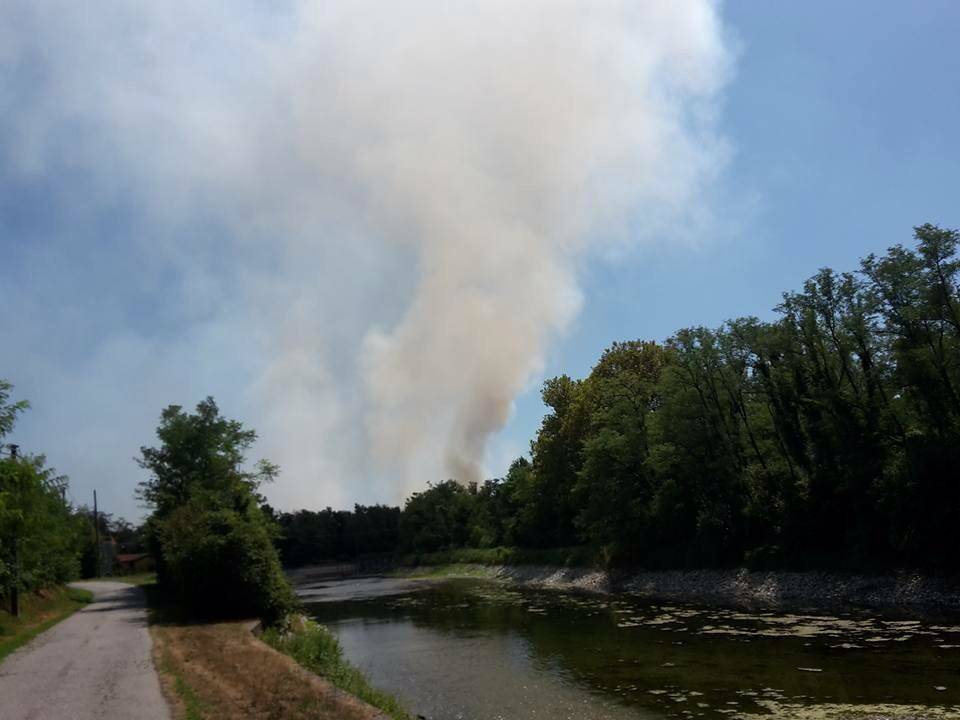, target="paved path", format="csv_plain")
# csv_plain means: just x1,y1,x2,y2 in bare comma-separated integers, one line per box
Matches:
0,581,170,720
